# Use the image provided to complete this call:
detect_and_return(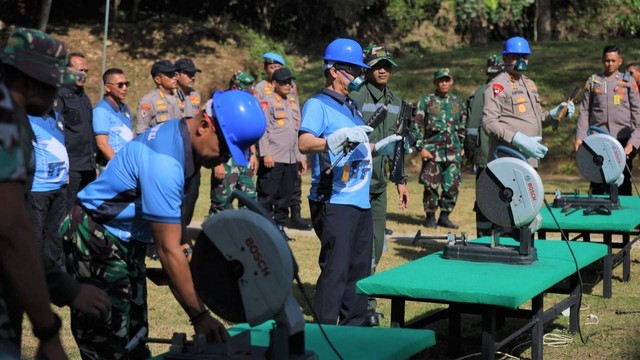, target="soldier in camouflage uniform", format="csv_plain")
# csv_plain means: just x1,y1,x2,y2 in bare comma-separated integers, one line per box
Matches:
0,28,110,359
412,68,467,229
209,71,259,214
350,44,408,326
465,55,503,236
